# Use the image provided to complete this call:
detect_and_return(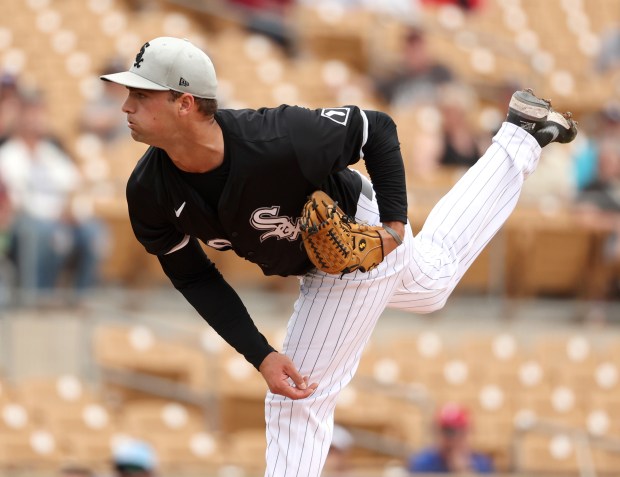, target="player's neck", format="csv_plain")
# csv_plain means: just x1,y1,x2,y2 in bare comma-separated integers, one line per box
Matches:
165,116,224,173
